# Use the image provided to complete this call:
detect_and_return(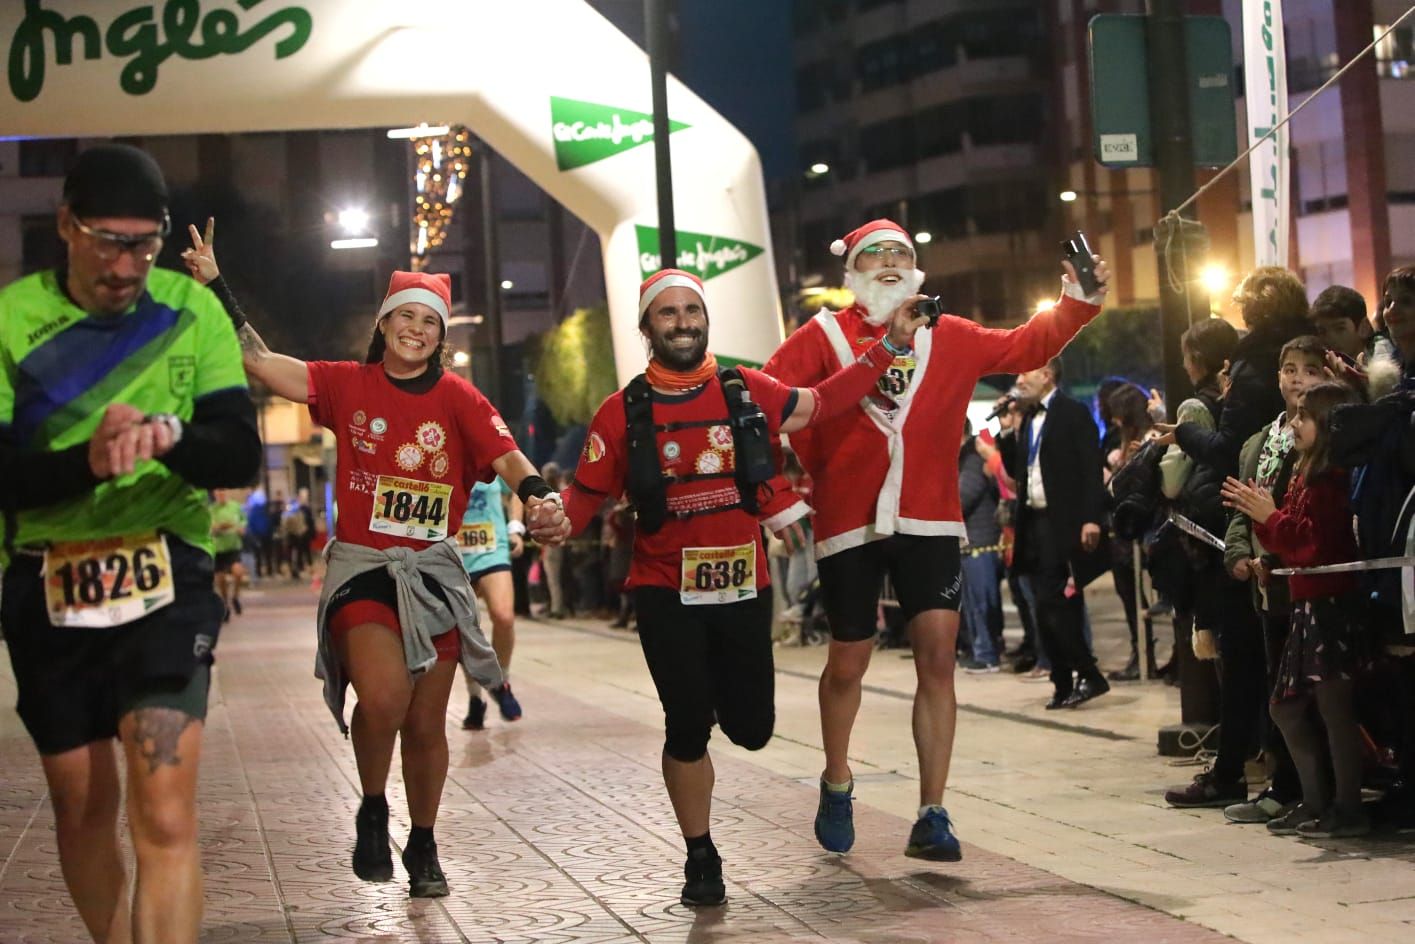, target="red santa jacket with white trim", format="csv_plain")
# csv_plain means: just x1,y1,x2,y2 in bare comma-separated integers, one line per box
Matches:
762,290,1103,559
